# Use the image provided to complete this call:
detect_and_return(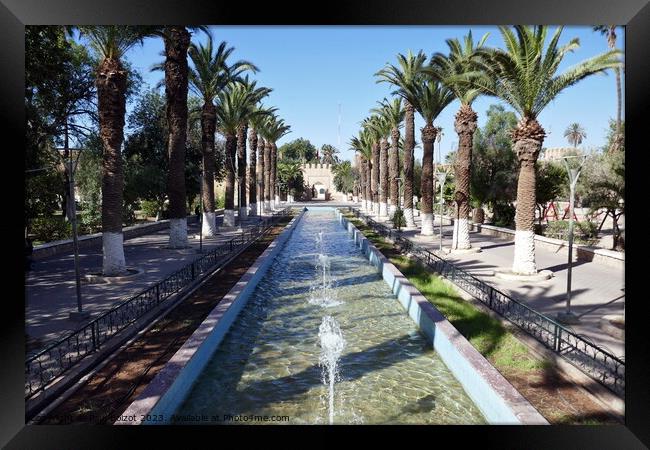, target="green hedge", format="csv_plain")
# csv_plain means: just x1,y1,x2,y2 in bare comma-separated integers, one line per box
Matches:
30,217,72,243
544,220,598,244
